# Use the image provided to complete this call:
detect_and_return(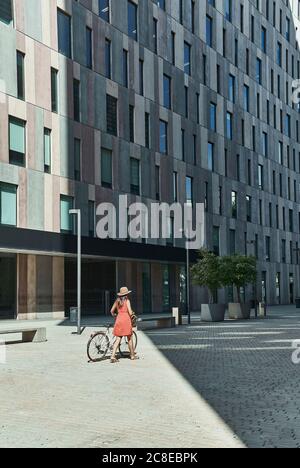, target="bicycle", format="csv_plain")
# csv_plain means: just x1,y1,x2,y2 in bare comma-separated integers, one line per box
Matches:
87,324,138,362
